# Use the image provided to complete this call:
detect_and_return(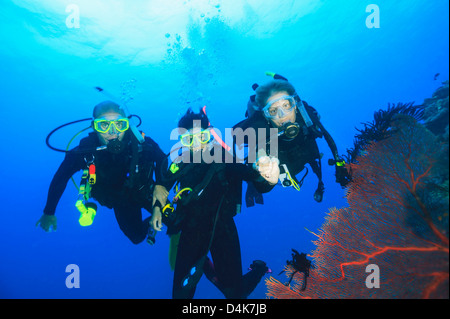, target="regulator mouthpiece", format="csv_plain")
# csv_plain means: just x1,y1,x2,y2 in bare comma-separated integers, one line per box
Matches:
106,138,126,154
278,122,300,140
